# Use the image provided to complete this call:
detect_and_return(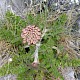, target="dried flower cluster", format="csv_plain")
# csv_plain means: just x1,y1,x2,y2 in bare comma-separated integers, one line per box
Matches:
21,25,41,45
